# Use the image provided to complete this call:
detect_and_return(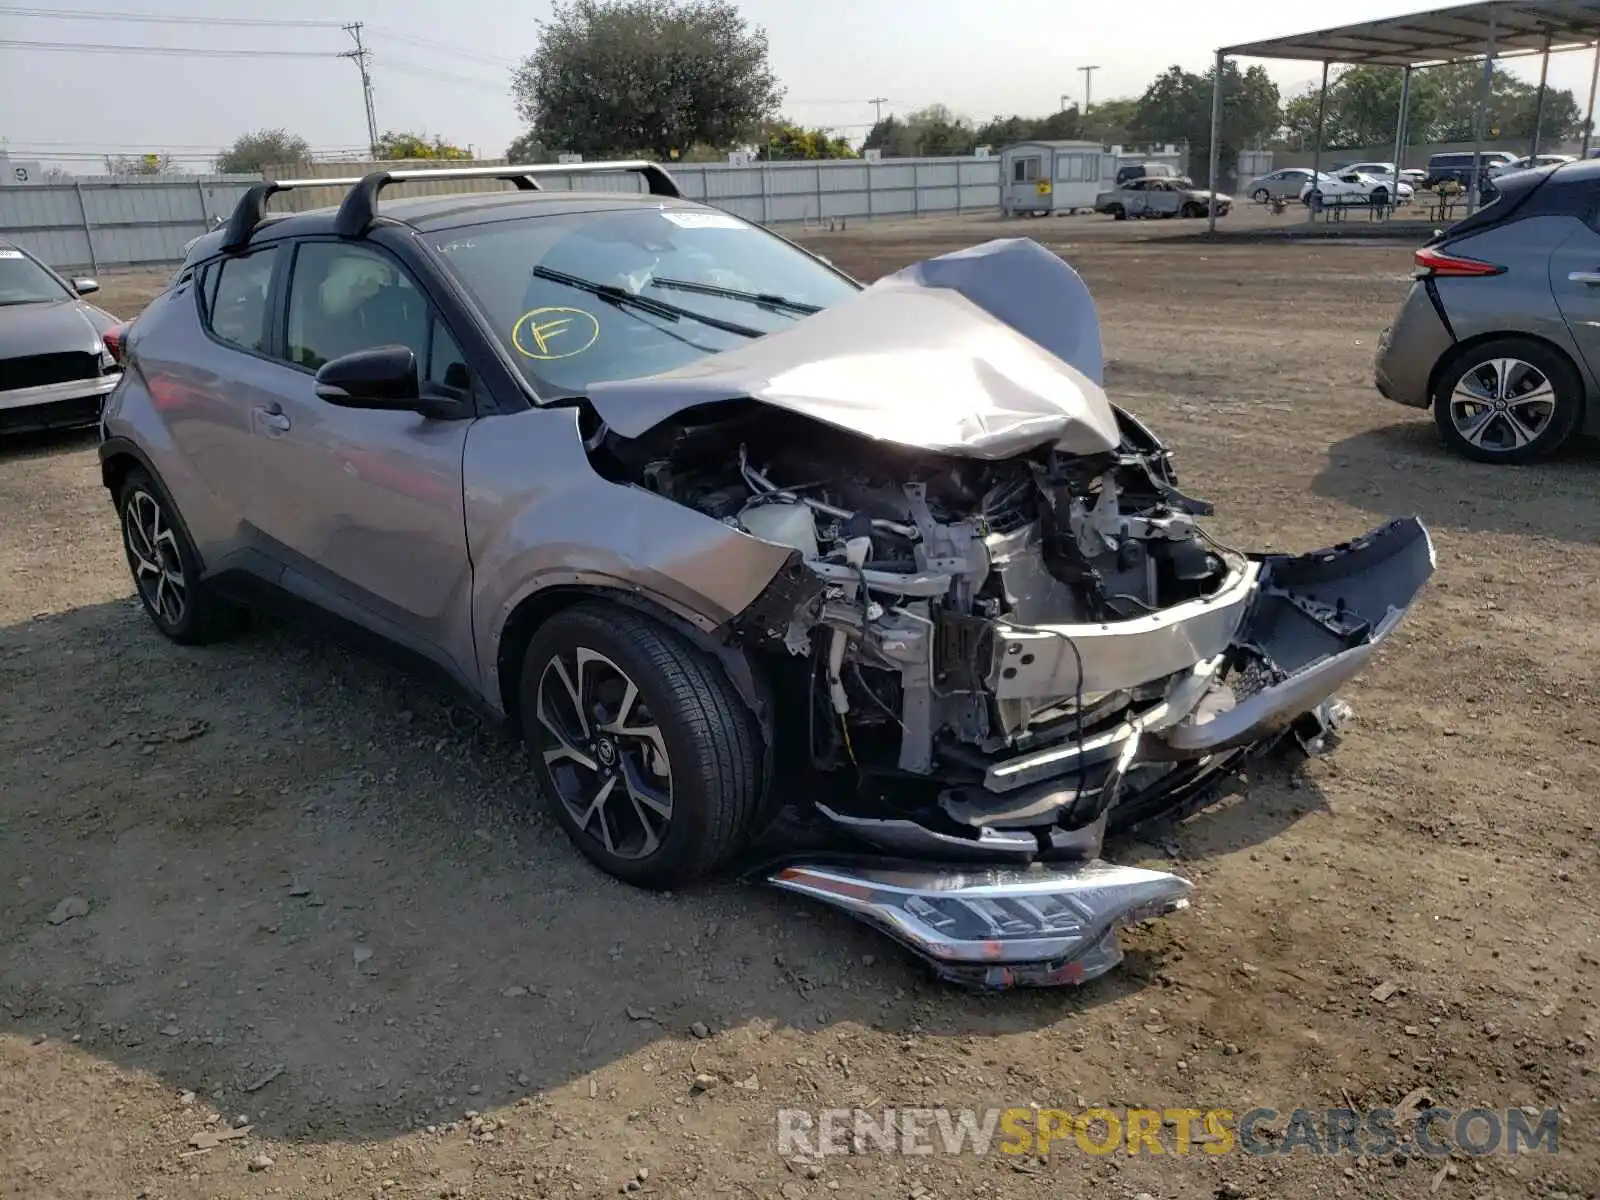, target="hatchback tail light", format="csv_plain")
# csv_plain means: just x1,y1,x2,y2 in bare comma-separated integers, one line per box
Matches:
1414,245,1505,277
101,322,130,366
